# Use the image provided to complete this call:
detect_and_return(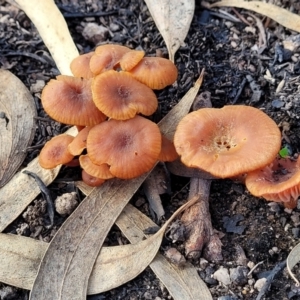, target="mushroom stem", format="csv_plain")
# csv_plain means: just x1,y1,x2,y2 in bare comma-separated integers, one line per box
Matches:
181,177,223,261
